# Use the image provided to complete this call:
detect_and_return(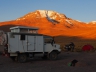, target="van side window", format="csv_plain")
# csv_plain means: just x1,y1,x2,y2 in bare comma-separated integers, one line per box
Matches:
20,34,25,40
10,33,15,38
